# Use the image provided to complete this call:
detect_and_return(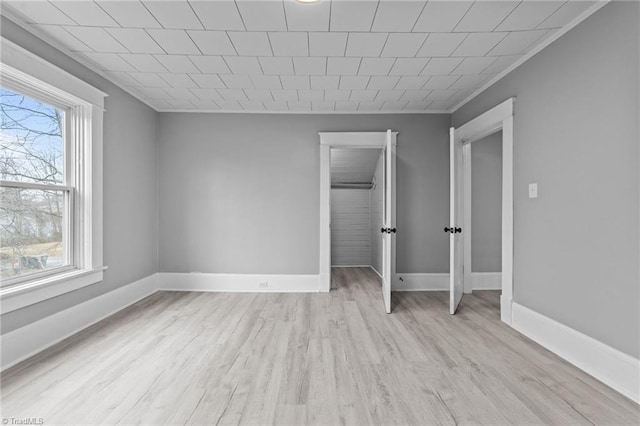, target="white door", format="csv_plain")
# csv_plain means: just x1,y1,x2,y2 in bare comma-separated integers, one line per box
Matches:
449,127,464,314
381,129,396,314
